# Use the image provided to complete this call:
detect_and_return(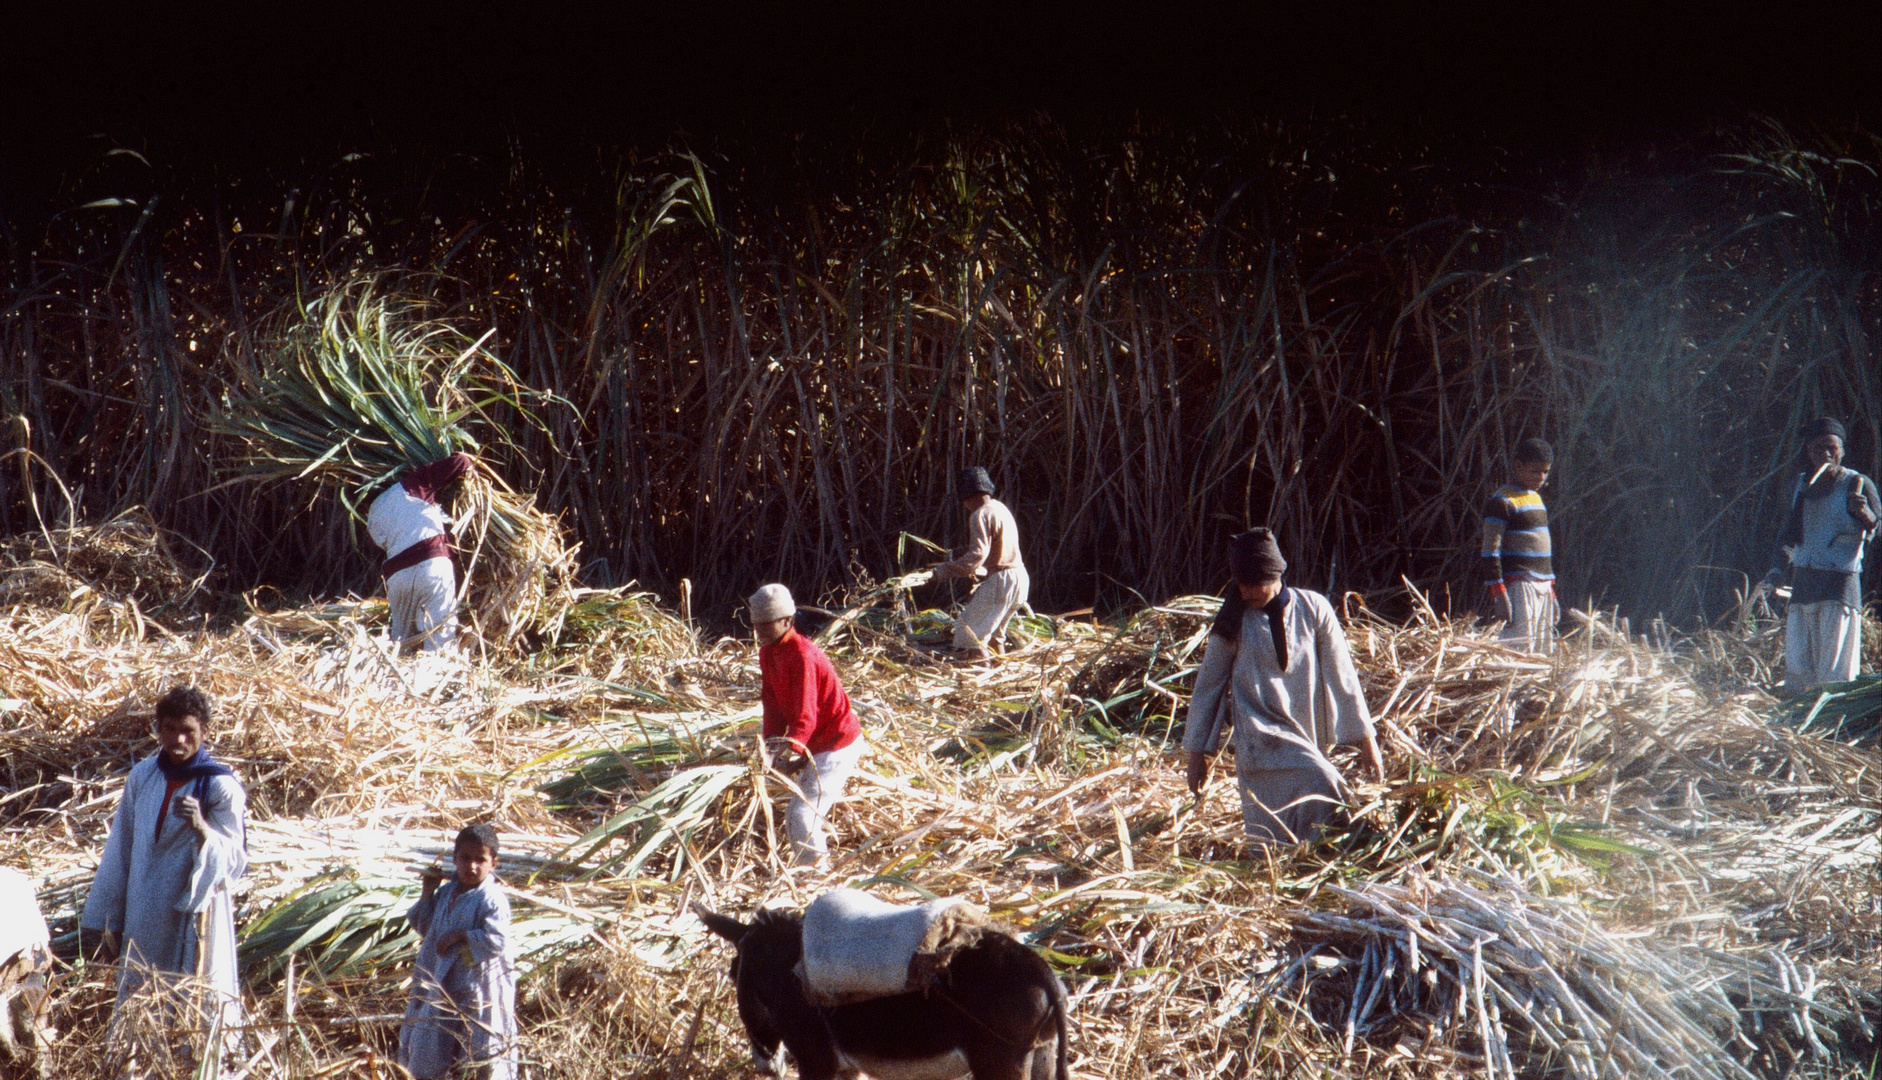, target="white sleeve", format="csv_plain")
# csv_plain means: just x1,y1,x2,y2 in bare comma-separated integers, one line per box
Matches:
1312,597,1375,746
1182,633,1238,754
181,775,247,914
80,770,138,933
